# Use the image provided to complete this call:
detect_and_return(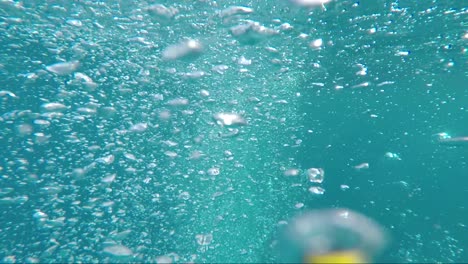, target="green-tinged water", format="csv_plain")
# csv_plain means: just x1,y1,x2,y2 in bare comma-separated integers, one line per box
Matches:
0,0,467,263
